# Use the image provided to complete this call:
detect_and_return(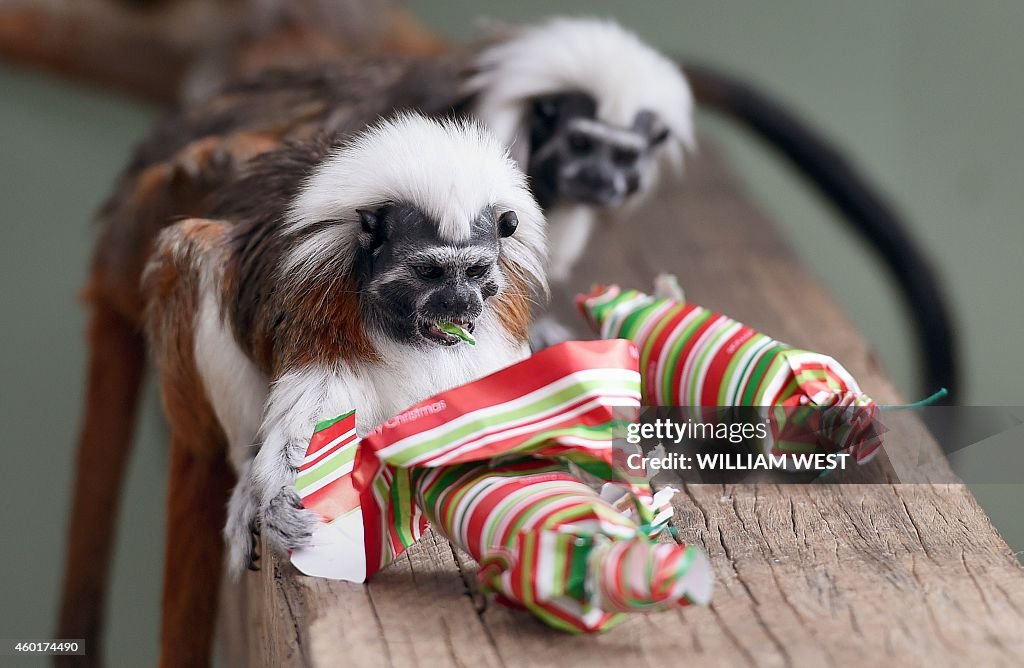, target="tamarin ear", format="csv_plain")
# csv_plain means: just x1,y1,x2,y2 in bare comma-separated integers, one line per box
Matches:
357,208,385,250
634,110,671,147
649,125,671,147
531,97,560,133
498,210,519,238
